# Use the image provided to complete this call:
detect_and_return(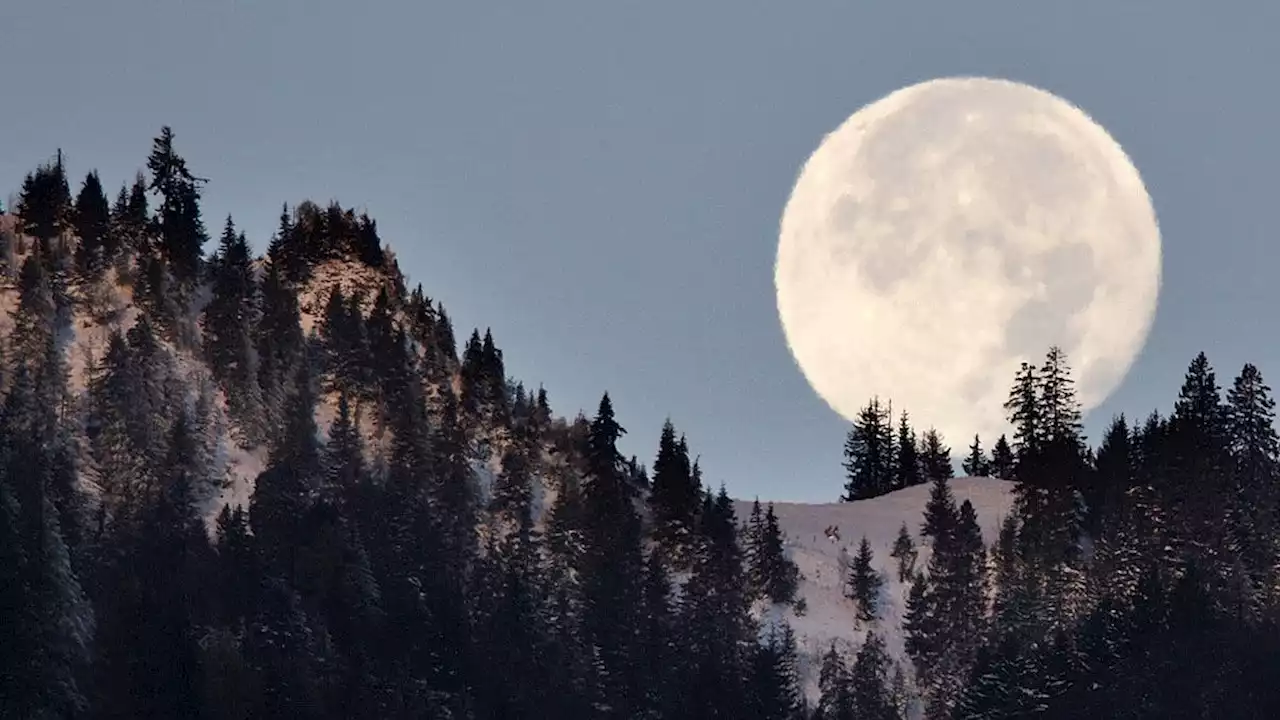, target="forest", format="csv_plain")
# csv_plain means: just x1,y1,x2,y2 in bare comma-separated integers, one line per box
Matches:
2,129,1279,719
